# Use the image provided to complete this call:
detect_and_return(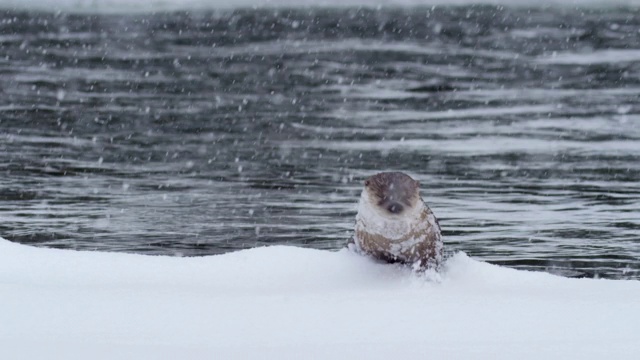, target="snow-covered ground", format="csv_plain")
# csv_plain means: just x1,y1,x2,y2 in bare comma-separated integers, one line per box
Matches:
1,237,639,359
0,0,639,13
